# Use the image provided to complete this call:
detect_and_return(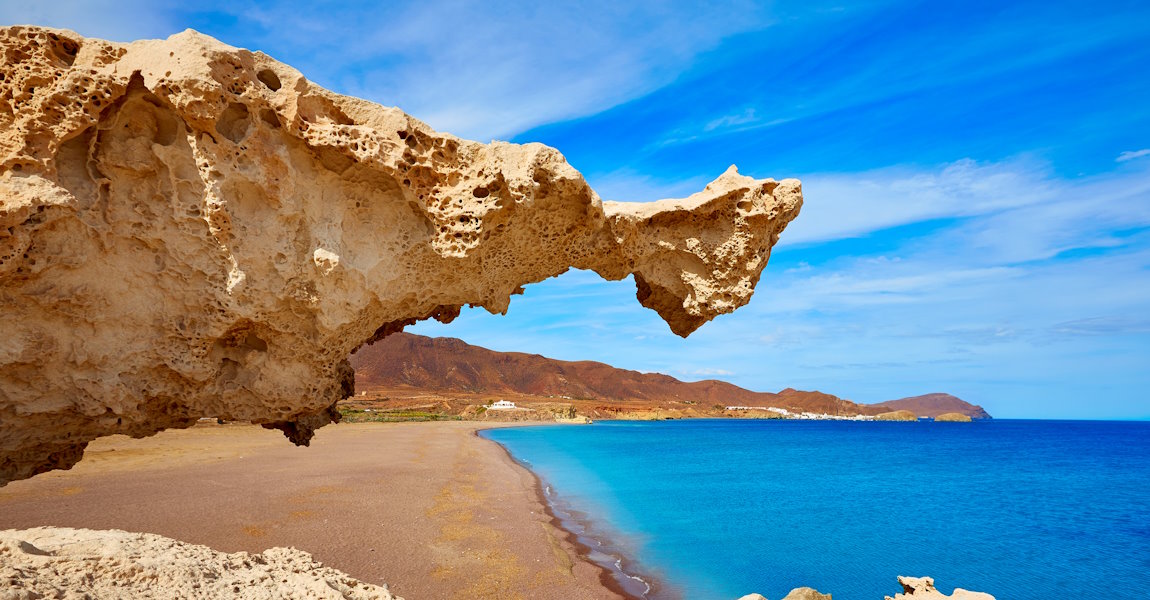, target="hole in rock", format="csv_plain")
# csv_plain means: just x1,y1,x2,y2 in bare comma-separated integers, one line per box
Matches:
342,271,675,426
215,102,251,143
48,33,79,67
259,108,280,128
243,332,269,352
256,69,281,91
